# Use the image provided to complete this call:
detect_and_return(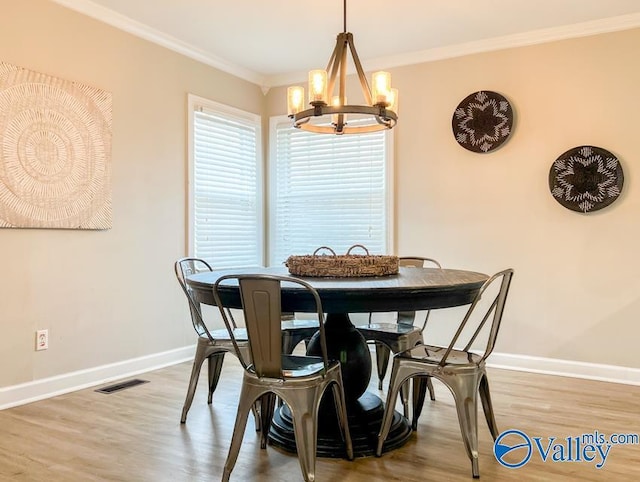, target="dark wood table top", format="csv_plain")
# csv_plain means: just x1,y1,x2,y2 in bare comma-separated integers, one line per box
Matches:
187,266,488,313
